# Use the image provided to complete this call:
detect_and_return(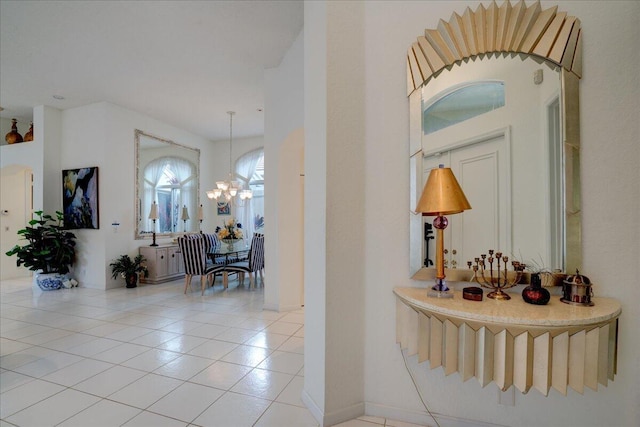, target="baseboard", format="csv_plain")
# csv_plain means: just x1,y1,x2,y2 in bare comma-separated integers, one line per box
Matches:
263,302,303,312
323,401,365,426
301,390,366,426
301,389,323,425
364,402,506,427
